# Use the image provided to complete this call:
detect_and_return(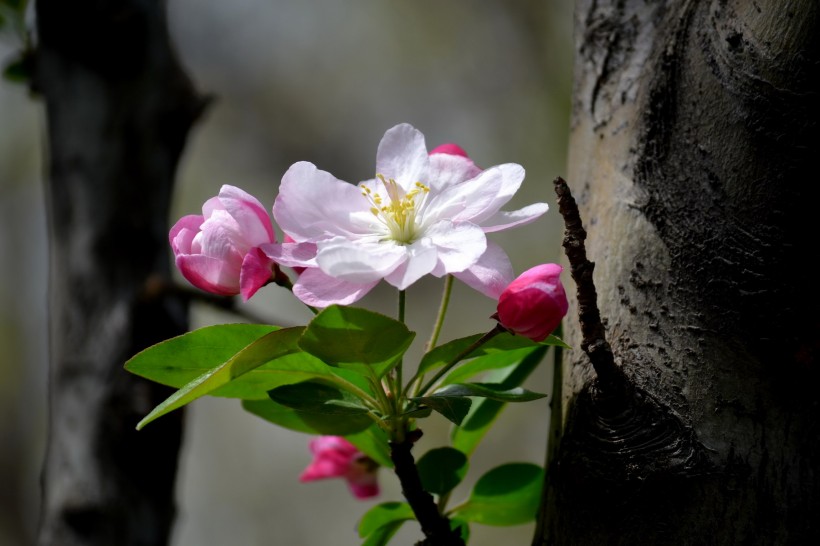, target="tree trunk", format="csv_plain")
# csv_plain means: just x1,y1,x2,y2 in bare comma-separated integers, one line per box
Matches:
539,0,819,544
35,2,204,544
